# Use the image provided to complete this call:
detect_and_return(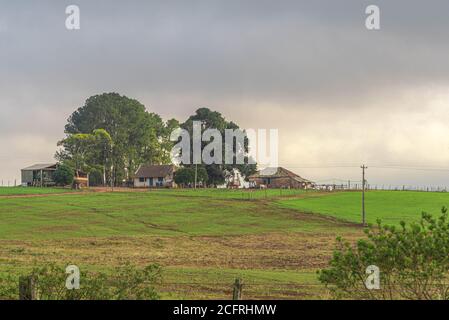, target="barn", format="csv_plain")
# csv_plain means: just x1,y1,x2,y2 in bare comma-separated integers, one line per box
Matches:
248,167,314,189
21,163,90,188
21,163,57,187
